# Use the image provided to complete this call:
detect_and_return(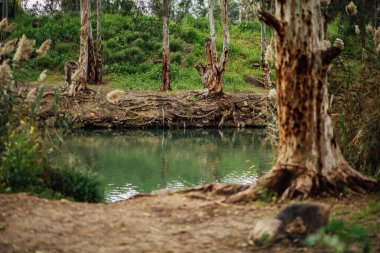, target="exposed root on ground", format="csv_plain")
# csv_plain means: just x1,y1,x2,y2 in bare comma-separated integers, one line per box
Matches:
31,87,268,129
182,162,379,204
